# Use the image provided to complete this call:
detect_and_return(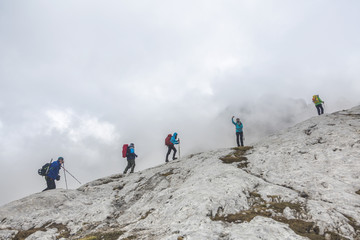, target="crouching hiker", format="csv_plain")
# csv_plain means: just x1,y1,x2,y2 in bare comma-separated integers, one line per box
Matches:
43,157,64,191
123,143,138,174
232,116,244,147
165,132,179,162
